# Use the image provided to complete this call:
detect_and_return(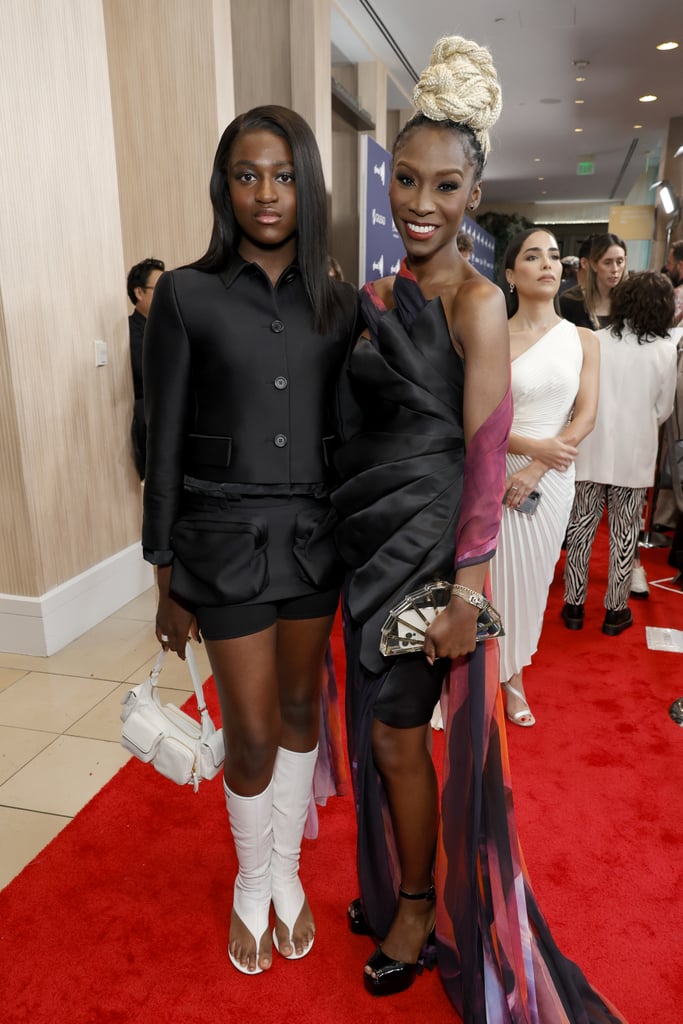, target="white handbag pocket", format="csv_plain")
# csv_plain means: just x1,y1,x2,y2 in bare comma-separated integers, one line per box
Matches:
153,735,196,786
121,706,165,762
